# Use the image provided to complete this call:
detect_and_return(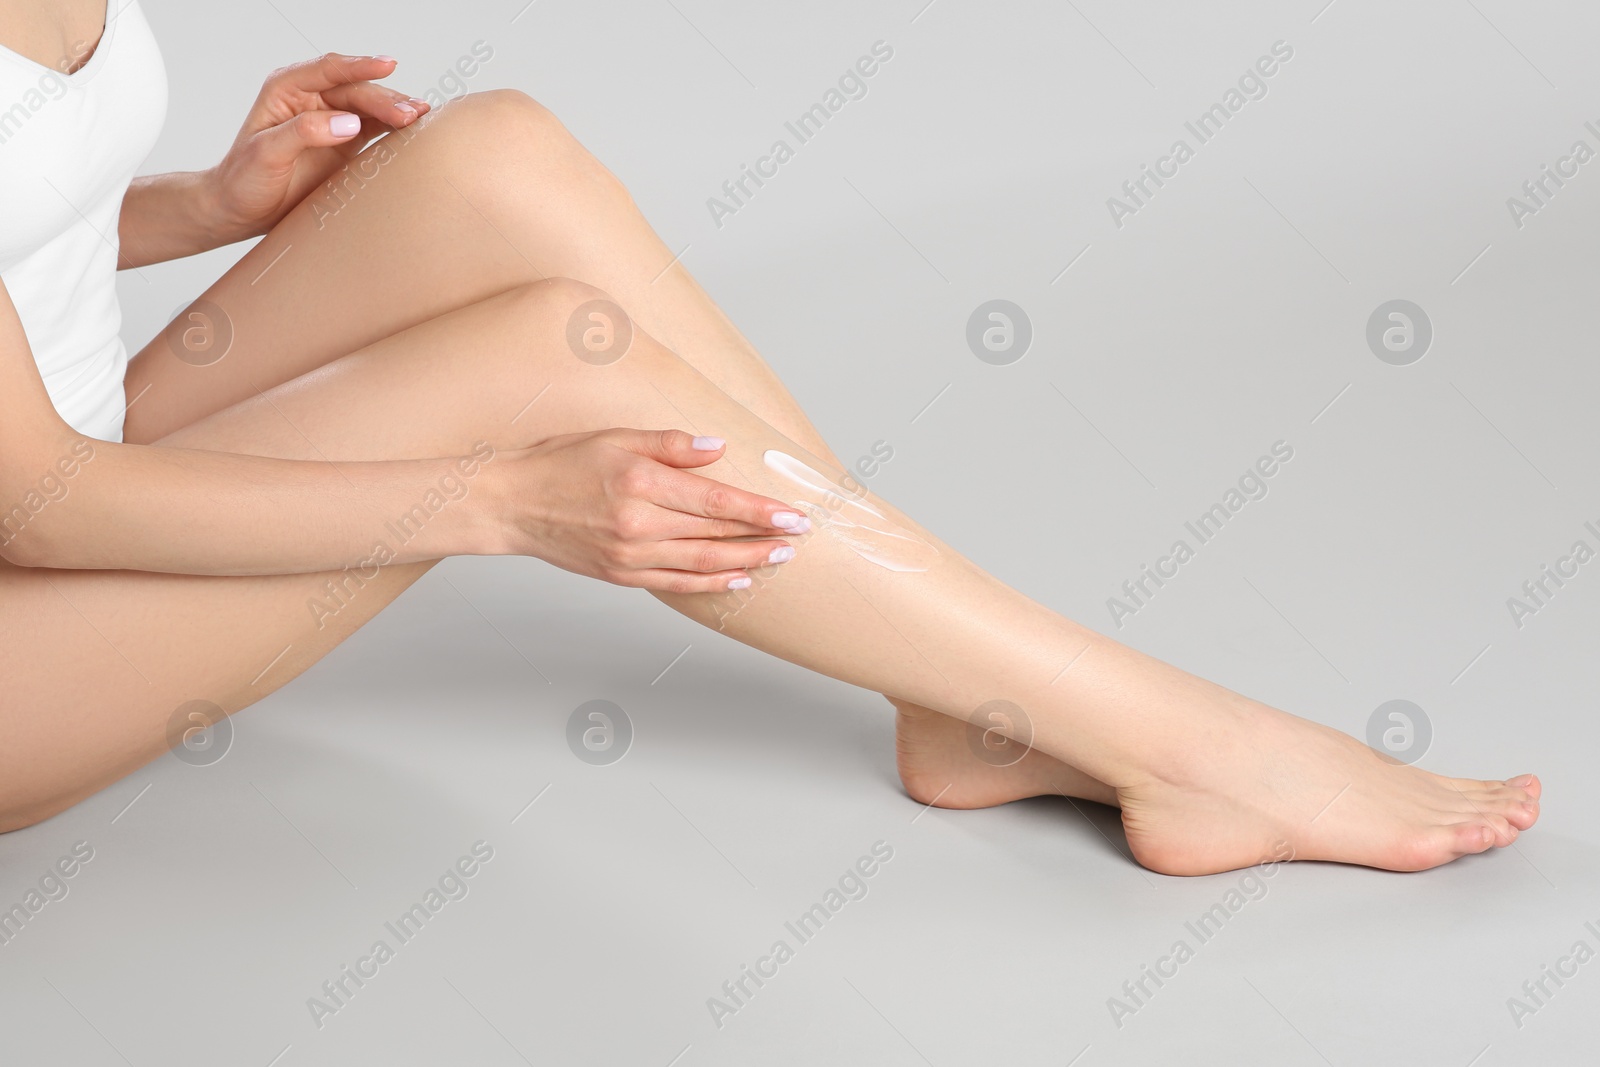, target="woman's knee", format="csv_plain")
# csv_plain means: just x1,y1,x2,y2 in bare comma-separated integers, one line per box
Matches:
418,89,633,207
499,277,646,369
501,276,611,330
479,279,676,412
